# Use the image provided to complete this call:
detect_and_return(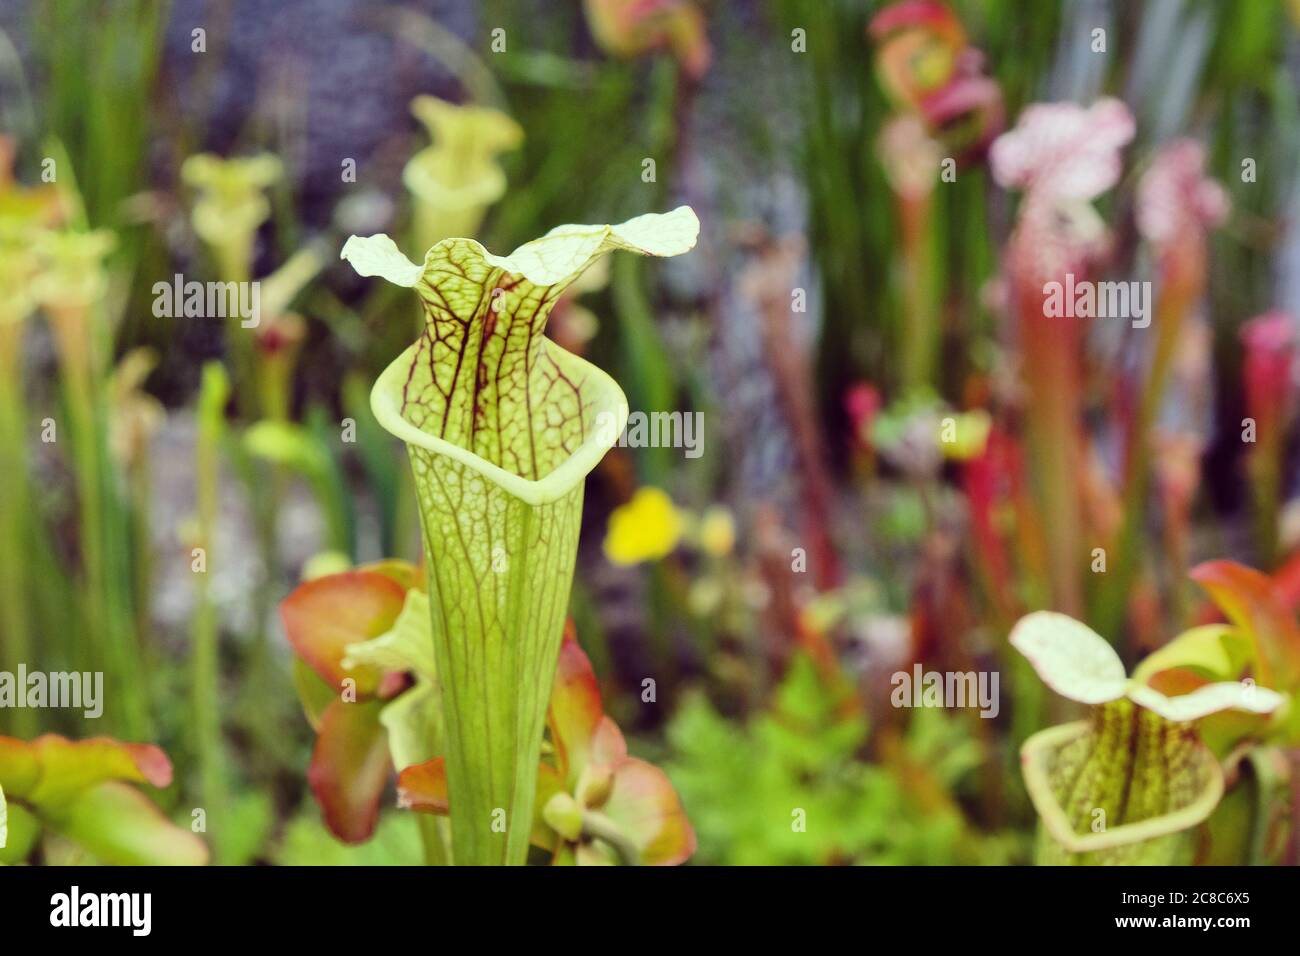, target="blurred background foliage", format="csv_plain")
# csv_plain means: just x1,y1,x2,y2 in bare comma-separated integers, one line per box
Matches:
1,0,1299,864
